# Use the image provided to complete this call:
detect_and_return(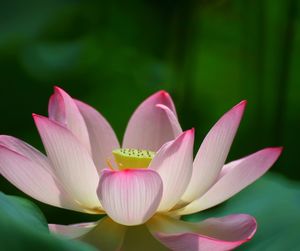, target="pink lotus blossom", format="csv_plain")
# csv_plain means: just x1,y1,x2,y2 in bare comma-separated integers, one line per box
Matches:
0,87,282,251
